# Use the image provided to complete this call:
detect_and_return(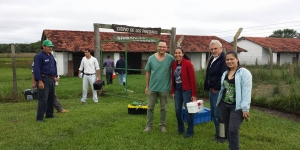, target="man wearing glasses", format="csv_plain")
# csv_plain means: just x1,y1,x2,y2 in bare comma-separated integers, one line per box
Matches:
143,40,175,132
33,39,58,122
78,49,100,103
